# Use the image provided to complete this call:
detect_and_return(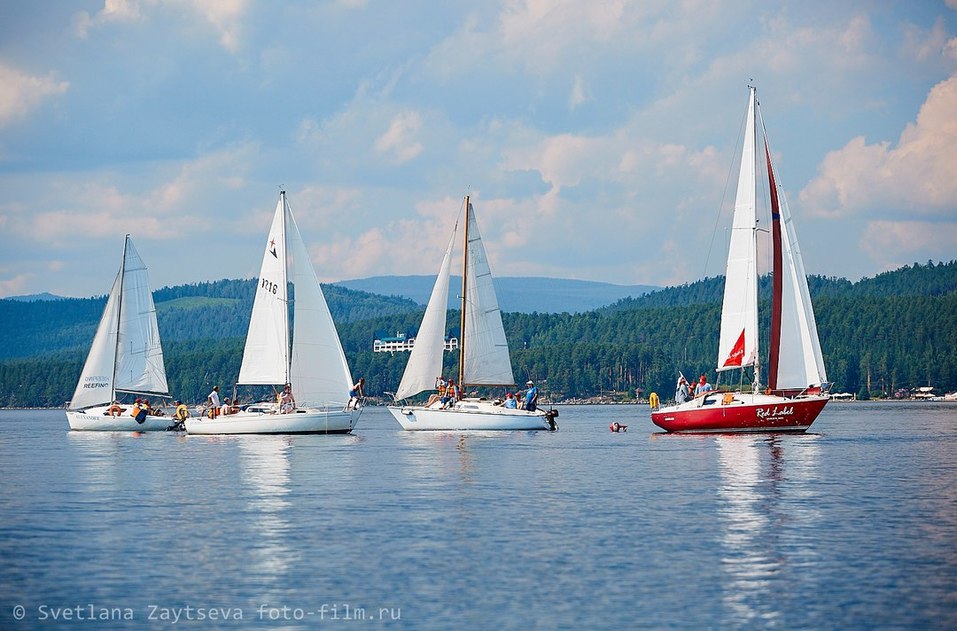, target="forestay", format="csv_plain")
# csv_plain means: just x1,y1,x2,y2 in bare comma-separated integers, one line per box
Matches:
394,225,458,400
238,196,290,386
717,87,759,374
